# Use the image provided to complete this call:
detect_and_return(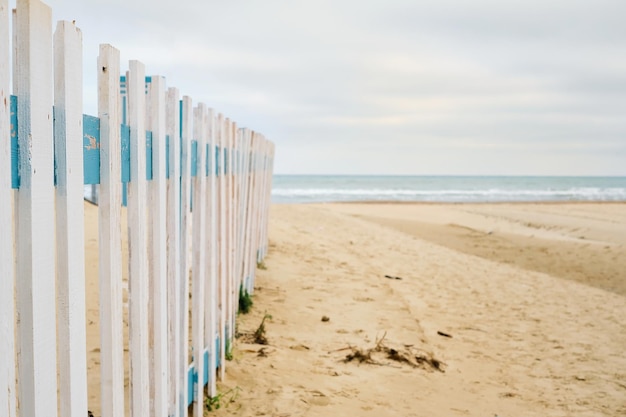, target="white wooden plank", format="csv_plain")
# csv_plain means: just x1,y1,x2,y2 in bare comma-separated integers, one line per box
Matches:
205,107,217,397
242,132,256,294
54,20,87,417
216,113,227,381
15,1,57,416
127,59,150,417
0,1,16,416
257,140,267,260
226,120,236,359
179,95,193,414
234,129,246,303
166,86,181,417
248,135,260,292
11,8,16,92
191,103,207,417
147,75,168,417
238,129,252,296
97,44,125,417
259,139,271,260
